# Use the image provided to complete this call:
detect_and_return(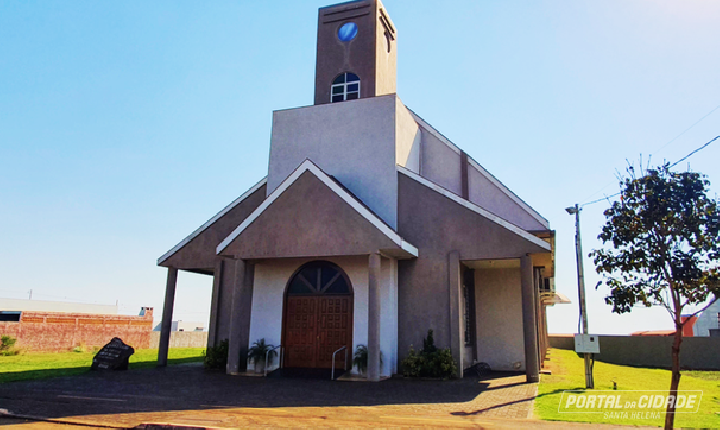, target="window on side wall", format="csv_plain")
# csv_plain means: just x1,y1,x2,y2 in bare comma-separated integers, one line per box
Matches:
331,72,360,103
0,311,21,322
